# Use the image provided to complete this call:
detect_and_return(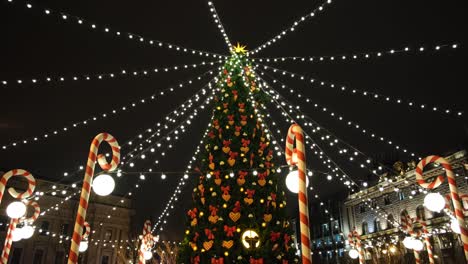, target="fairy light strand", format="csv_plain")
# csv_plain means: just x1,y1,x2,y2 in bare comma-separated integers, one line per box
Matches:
259,63,464,118
0,60,221,87
4,0,227,59
252,43,459,63
207,1,232,52
257,69,420,159
1,67,219,151
250,0,334,55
